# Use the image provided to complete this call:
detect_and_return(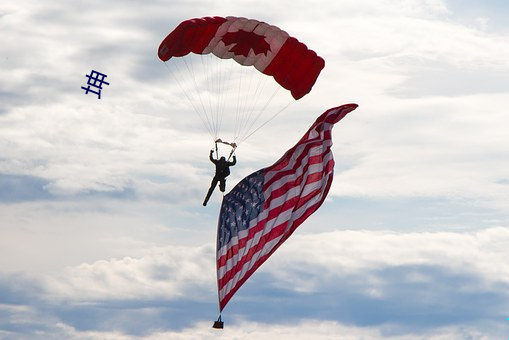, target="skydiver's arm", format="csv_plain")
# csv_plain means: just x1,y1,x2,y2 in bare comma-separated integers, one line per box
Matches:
229,156,237,166
209,150,215,162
